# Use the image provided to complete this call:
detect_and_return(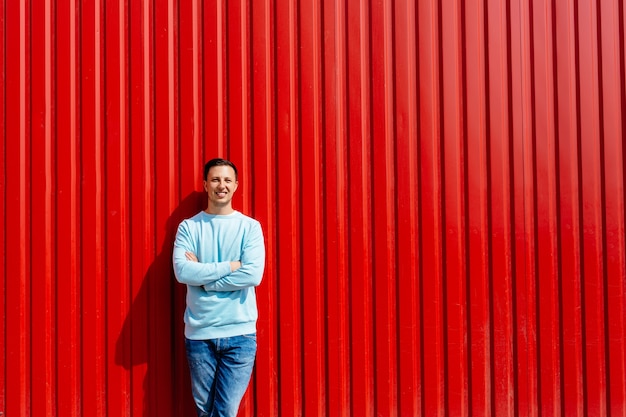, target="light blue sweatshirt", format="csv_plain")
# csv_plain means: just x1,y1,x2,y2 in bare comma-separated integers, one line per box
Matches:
173,210,265,340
